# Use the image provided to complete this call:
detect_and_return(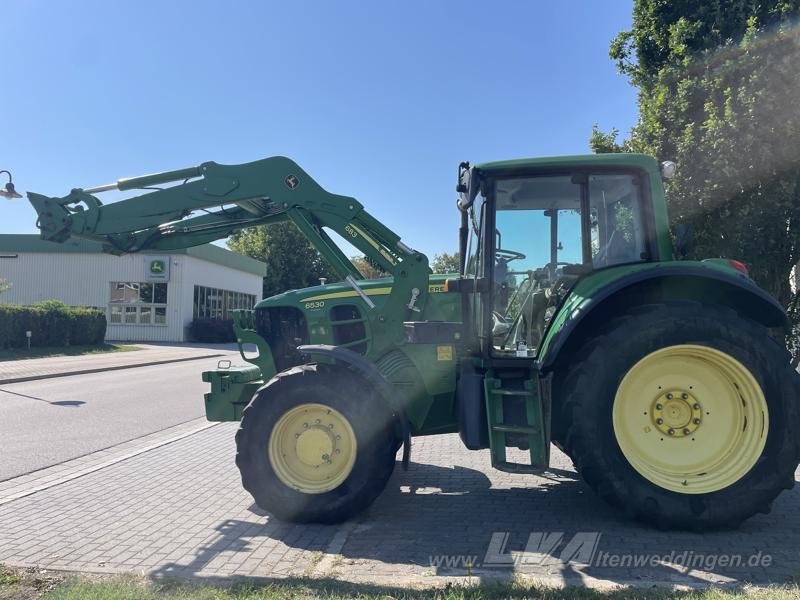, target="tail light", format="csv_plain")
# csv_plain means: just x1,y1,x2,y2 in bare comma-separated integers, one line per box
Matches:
728,259,749,276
